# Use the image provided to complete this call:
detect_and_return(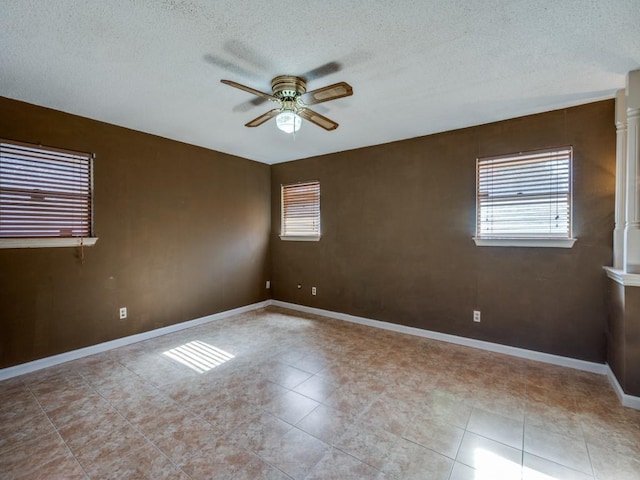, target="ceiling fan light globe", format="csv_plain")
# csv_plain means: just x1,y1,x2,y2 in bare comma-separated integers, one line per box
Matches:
276,111,302,134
